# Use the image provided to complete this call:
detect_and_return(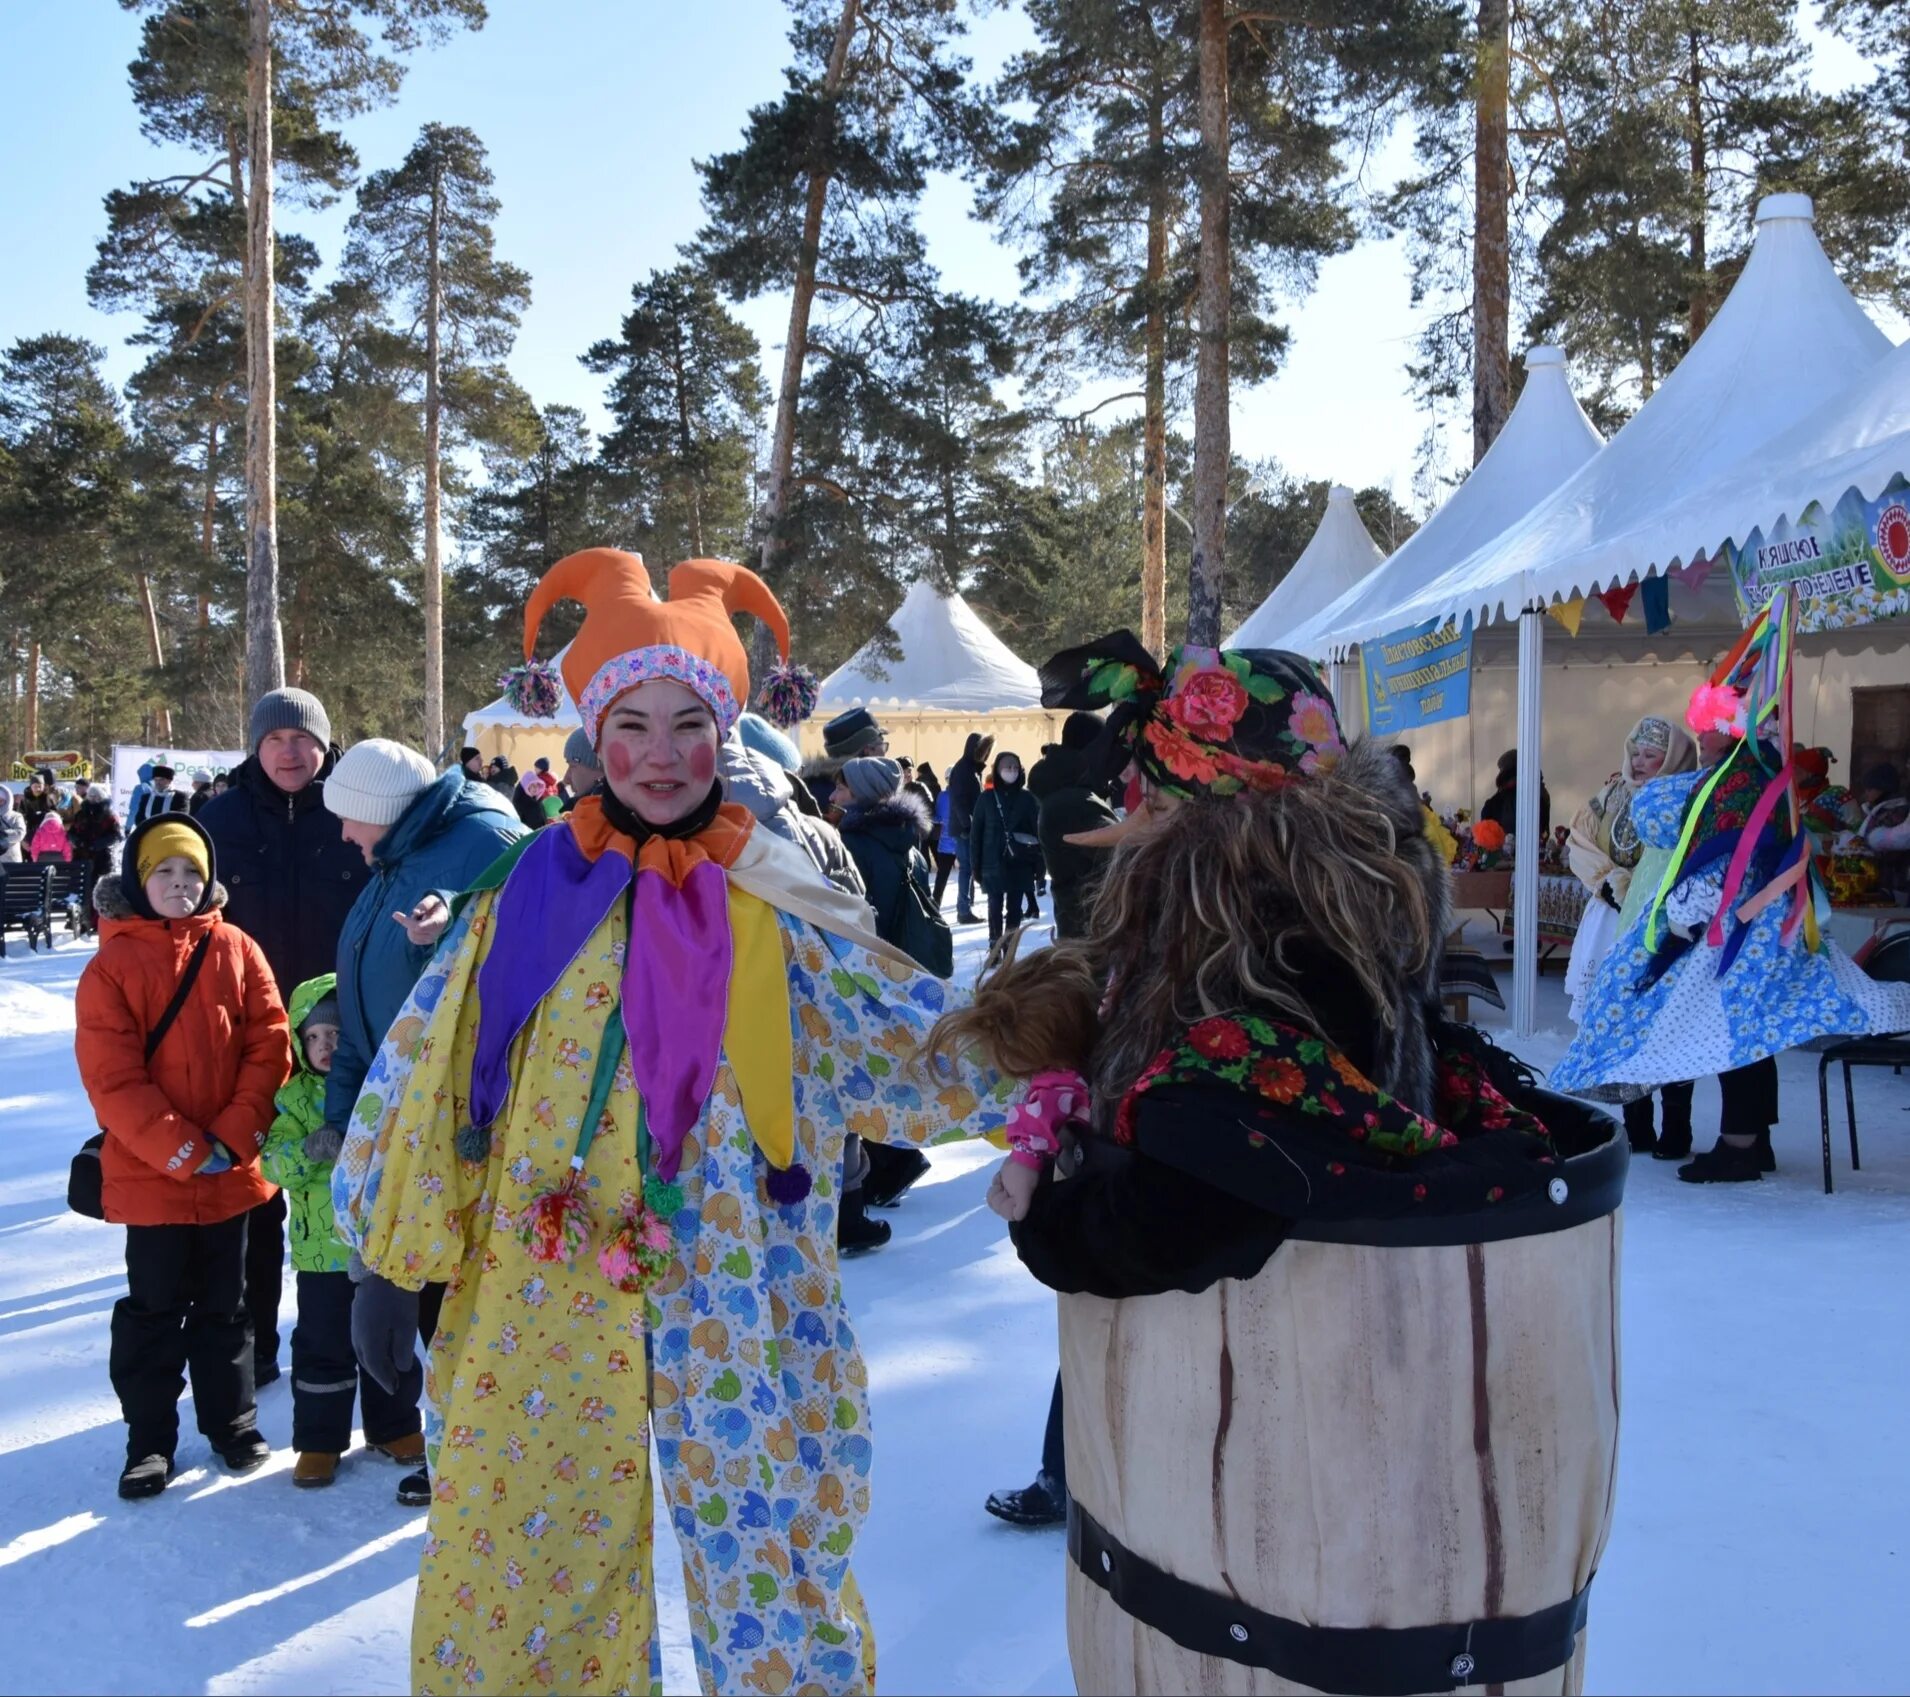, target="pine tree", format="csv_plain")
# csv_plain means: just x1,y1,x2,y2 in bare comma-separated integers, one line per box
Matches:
346,122,531,757
582,263,767,564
